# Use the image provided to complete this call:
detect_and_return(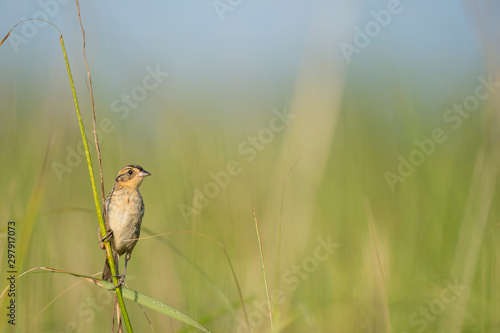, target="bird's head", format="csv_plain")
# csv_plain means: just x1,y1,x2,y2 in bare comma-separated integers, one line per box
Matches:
114,165,151,189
